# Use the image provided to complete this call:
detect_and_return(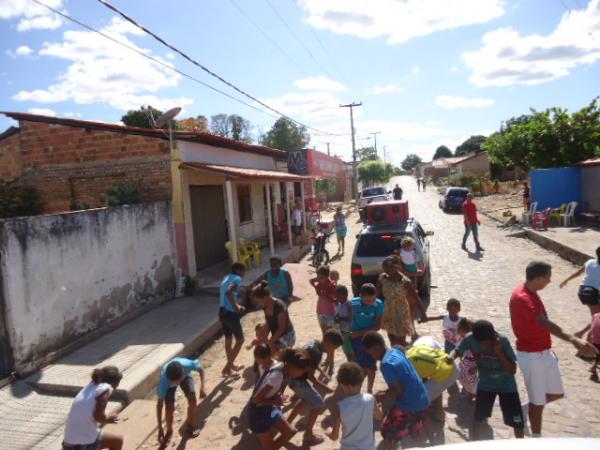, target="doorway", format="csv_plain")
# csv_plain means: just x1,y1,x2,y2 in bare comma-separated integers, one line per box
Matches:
190,185,228,270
